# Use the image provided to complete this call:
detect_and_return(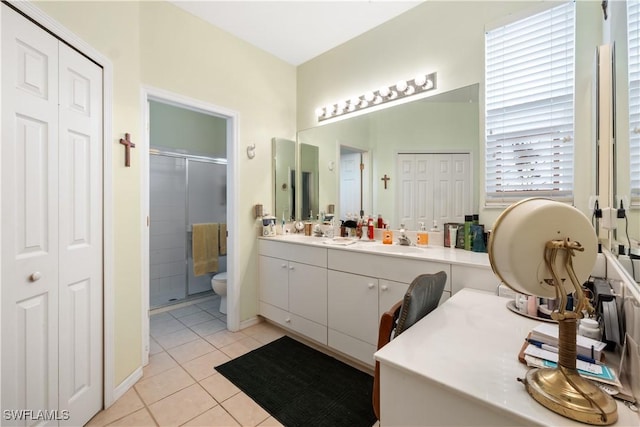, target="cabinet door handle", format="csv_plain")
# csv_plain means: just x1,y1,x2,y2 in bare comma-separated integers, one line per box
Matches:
381,285,388,291
281,264,287,268
29,272,42,282
367,283,375,290
289,266,295,271
285,317,291,323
